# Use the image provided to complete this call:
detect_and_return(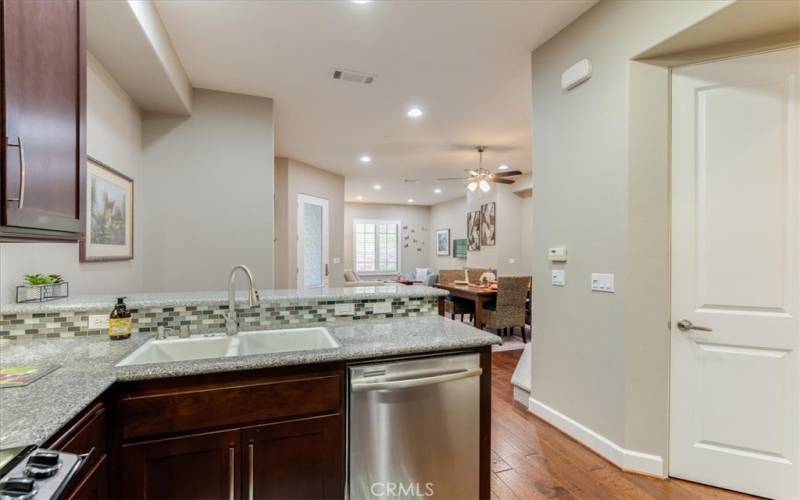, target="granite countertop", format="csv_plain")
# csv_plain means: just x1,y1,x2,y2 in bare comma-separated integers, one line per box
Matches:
1,285,447,315
0,316,498,448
